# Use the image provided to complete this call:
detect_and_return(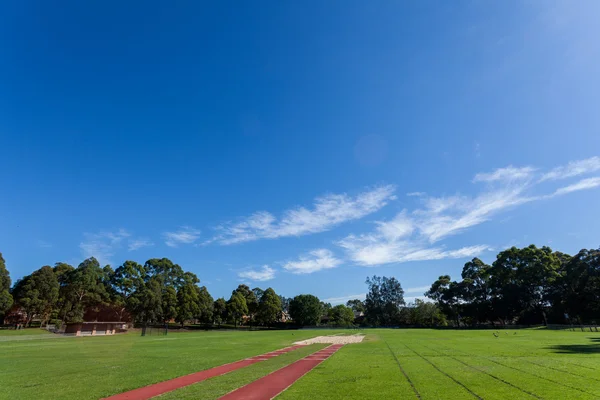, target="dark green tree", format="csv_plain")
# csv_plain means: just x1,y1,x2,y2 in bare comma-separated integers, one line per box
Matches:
227,292,248,327
232,284,258,317
0,253,13,320
490,245,561,325
328,304,355,326
460,258,492,323
257,287,281,326
61,258,109,323
289,294,321,326
346,299,365,313
12,266,59,326
110,261,146,321
559,248,600,323
197,286,214,324
131,277,163,325
364,276,405,326
162,286,178,324
176,274,200,326
425,275,463,326
144,258,184,289
213,297,227,327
